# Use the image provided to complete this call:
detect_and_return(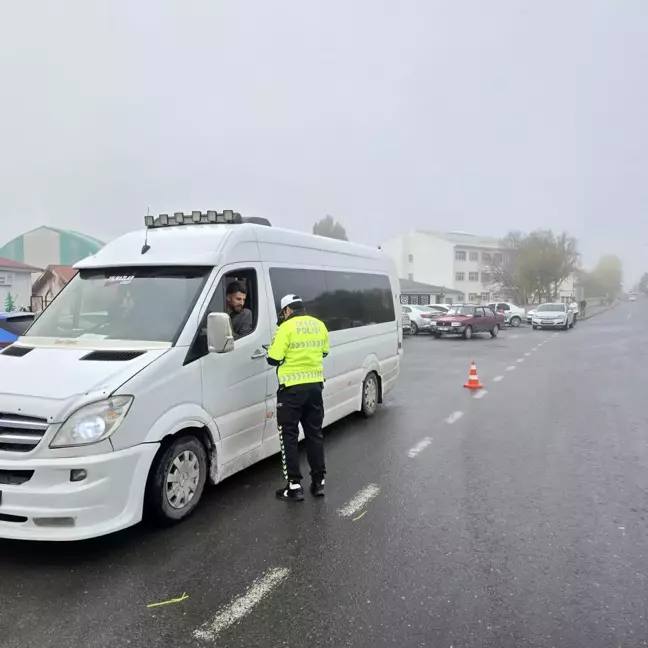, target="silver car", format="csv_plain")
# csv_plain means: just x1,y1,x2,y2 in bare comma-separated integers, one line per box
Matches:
402,311,412,335
532,303,575,330
402,304,448,335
